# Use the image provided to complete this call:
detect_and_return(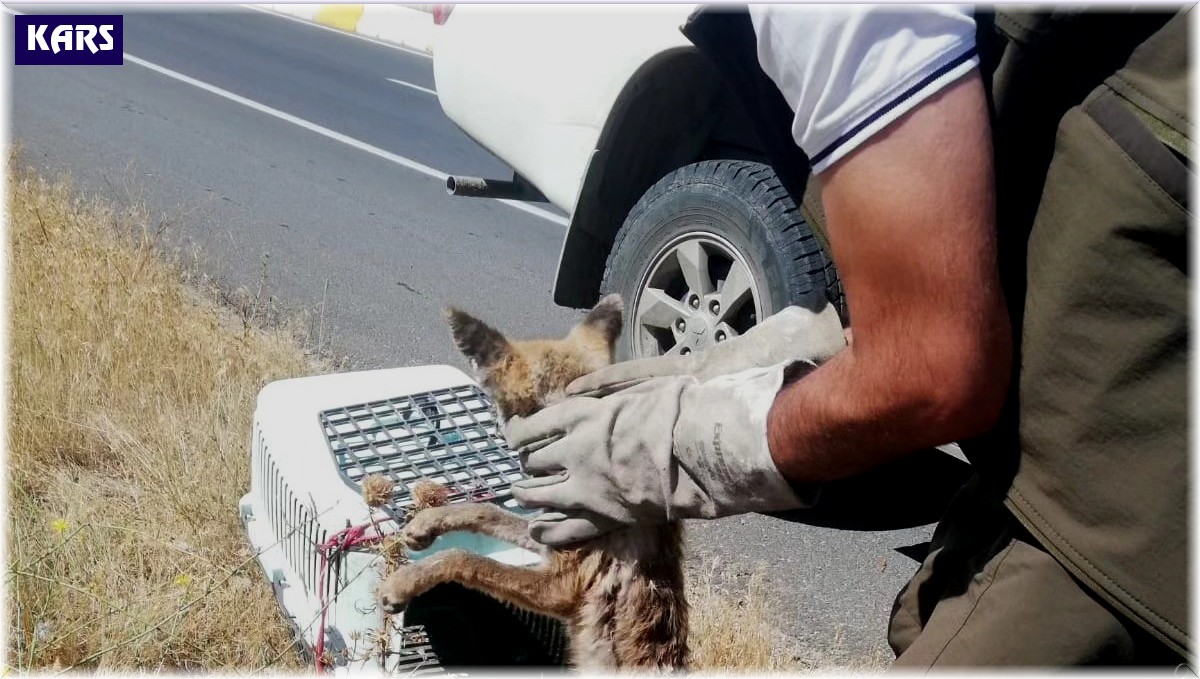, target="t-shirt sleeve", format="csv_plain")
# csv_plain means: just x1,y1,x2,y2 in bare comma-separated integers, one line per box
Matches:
750,5,979,174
